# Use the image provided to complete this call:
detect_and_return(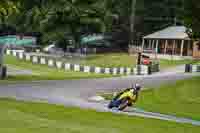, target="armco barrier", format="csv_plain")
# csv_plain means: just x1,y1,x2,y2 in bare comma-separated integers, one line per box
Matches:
6,49,156,75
